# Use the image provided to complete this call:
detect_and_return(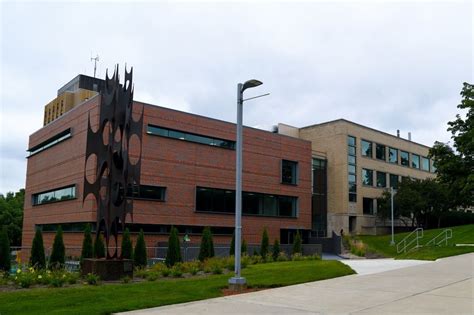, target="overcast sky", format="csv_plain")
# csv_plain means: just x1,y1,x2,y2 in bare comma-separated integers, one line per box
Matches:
0,0,473,193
